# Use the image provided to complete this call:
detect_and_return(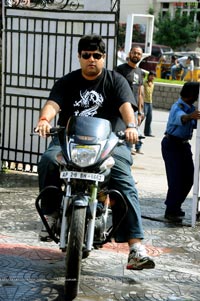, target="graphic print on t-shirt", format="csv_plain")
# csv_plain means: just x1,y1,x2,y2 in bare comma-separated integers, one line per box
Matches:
74,89,103,116
132,72,140,85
